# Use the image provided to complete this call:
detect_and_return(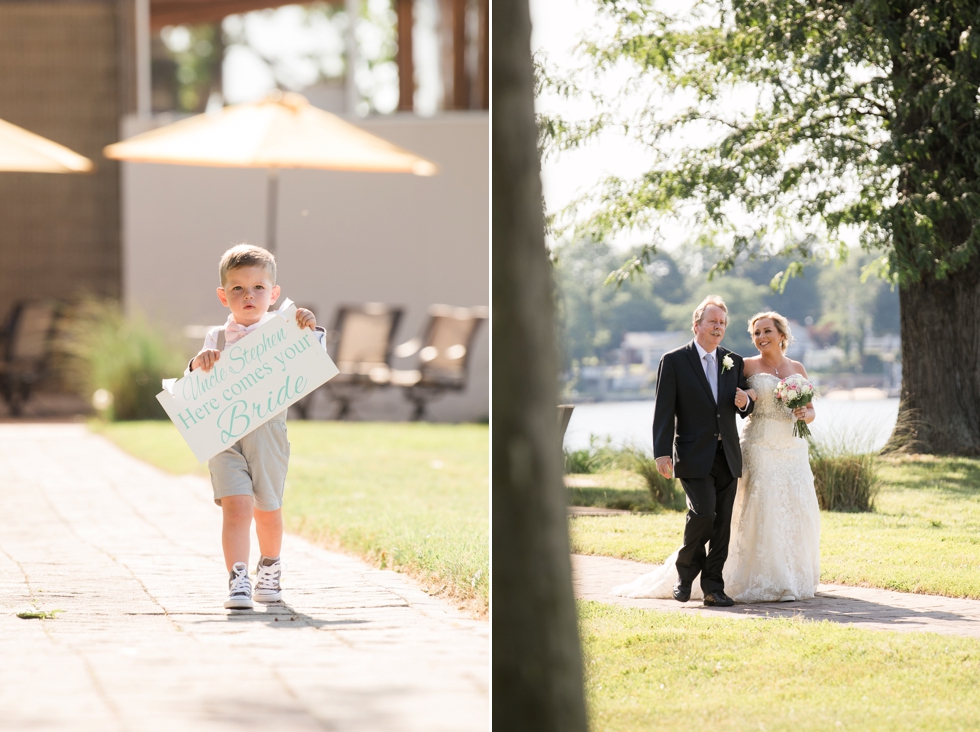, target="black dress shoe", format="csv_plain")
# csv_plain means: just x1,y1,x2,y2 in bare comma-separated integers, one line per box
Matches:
703,590,735,607
672,581,692,602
